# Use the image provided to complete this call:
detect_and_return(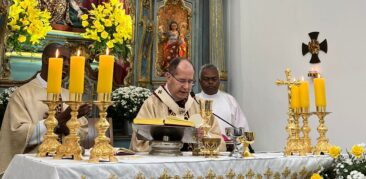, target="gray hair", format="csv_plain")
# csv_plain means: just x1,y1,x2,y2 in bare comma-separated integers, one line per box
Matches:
199,64,220,79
